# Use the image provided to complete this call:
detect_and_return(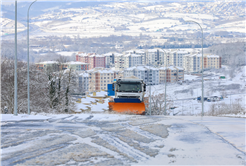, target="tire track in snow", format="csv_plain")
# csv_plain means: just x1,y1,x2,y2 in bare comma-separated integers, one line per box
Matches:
97,132,150,161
